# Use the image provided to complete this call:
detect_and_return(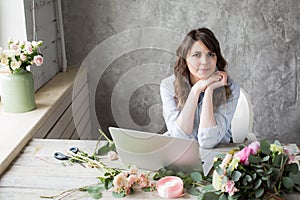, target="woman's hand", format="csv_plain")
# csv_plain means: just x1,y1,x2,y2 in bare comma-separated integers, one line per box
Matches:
206,71,227,91
192,73,224,93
